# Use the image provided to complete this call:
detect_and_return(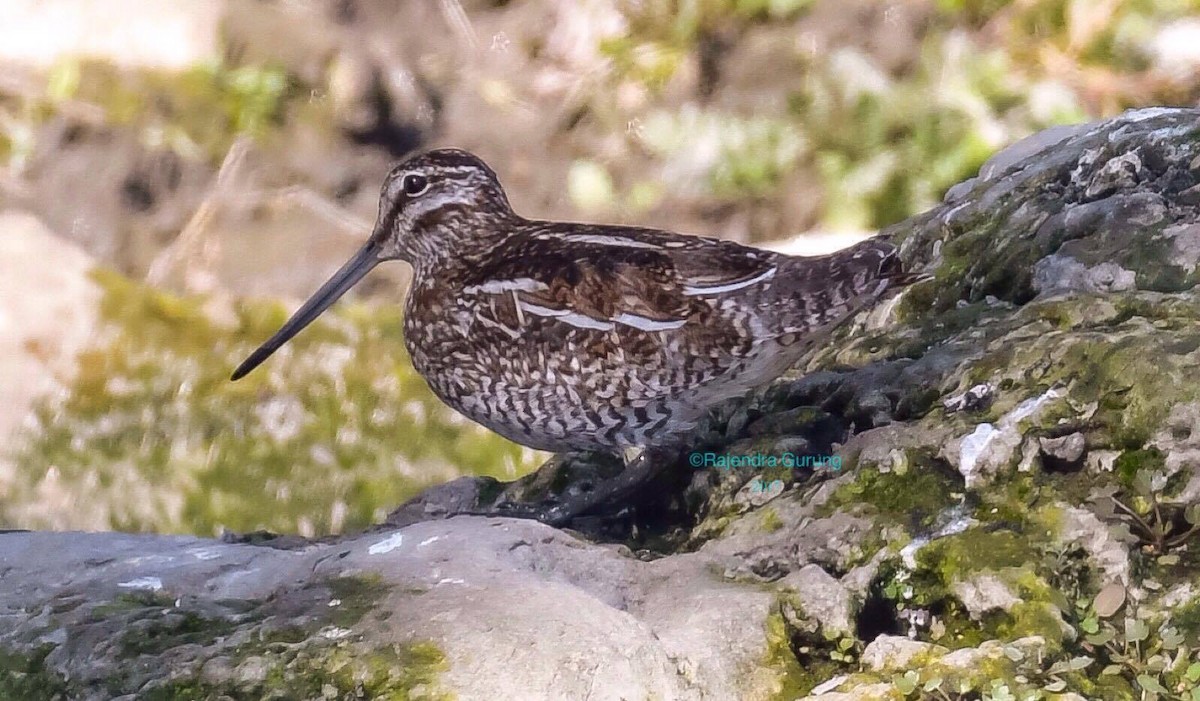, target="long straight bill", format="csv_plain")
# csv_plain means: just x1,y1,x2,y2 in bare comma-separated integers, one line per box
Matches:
231,242,381,380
